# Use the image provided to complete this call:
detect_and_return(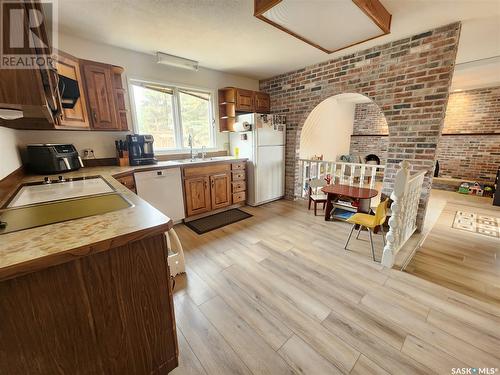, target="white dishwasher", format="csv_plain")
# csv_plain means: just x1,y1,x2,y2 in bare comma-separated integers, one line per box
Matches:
134,168,185,223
